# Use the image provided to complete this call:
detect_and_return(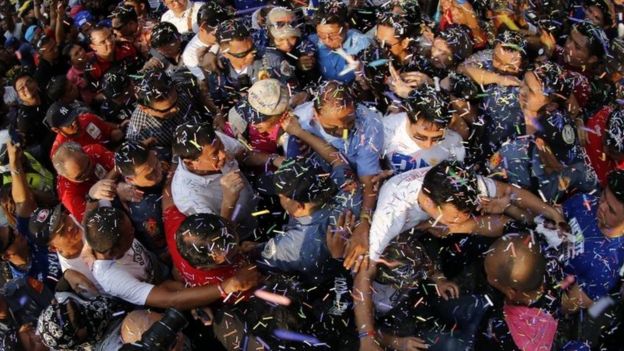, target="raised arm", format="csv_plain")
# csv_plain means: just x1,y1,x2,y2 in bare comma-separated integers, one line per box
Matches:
280,114,346,168
7,142,37,217
496,181,565,223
